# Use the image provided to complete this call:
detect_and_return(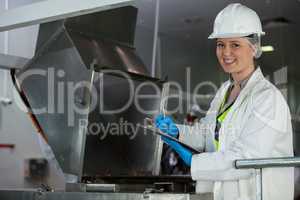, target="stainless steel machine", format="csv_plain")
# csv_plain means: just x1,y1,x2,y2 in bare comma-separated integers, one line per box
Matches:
16,5,164,181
